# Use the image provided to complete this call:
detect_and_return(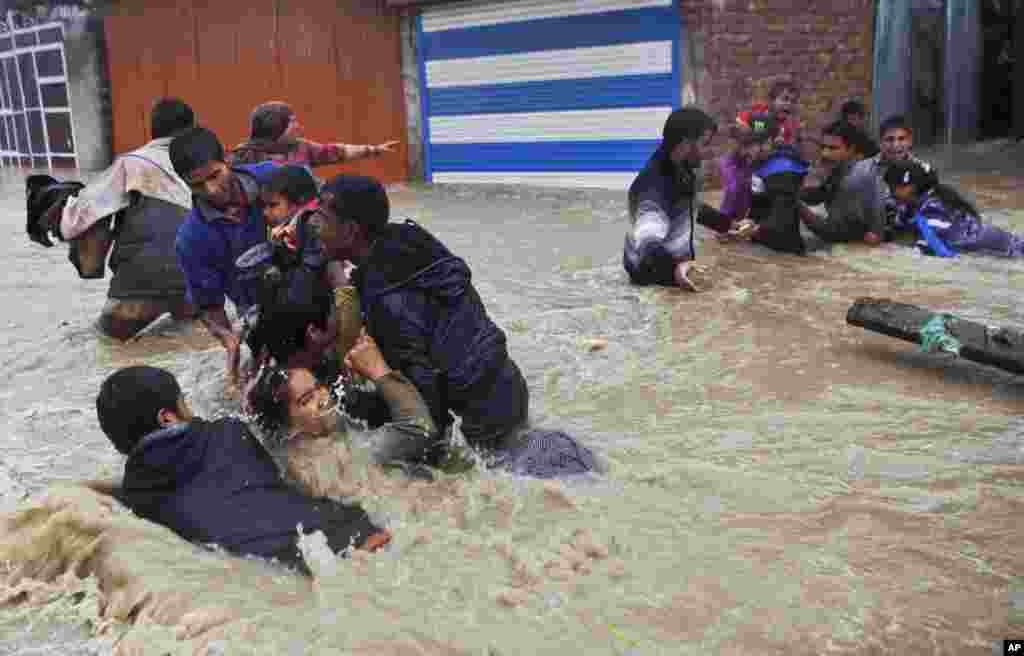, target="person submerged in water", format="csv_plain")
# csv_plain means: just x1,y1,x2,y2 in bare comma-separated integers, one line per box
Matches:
884,160,1024,258
309,175,530,459
624,107,717,290
246,259,601,481
248,330,442,497
94,365,391,576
